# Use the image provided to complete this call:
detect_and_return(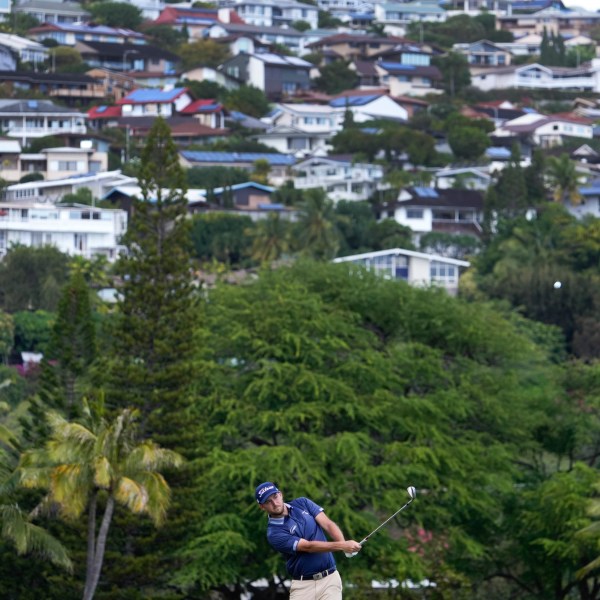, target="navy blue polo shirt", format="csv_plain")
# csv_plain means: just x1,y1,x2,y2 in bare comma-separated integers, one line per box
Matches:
266,497,336,579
